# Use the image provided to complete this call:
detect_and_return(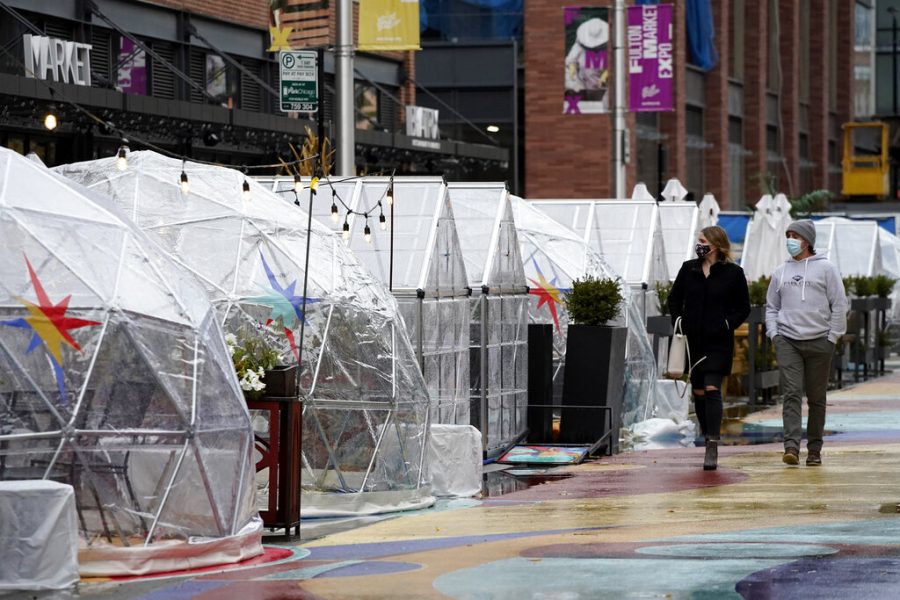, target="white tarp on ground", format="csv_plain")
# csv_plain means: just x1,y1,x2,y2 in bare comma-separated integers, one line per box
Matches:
0,480,78,590
427,424,482,497
58,152,434,518
741,193,792,281
511,196,658,427
1,147,263,576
